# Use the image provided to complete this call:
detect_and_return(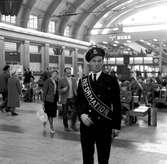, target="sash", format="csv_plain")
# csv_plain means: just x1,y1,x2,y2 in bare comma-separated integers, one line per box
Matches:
81,76,113,120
